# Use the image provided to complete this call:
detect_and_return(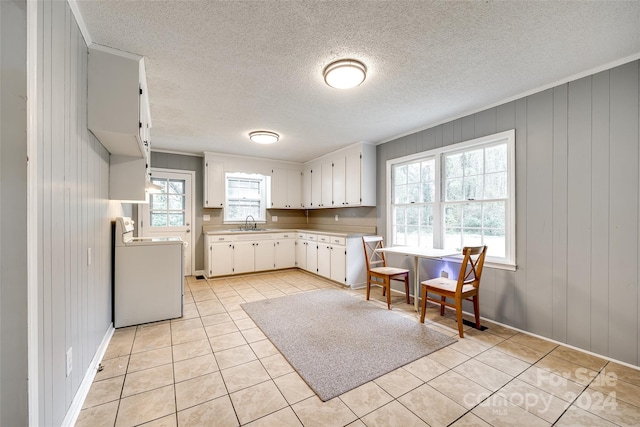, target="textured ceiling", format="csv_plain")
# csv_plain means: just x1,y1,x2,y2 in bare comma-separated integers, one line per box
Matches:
75,0,640,163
